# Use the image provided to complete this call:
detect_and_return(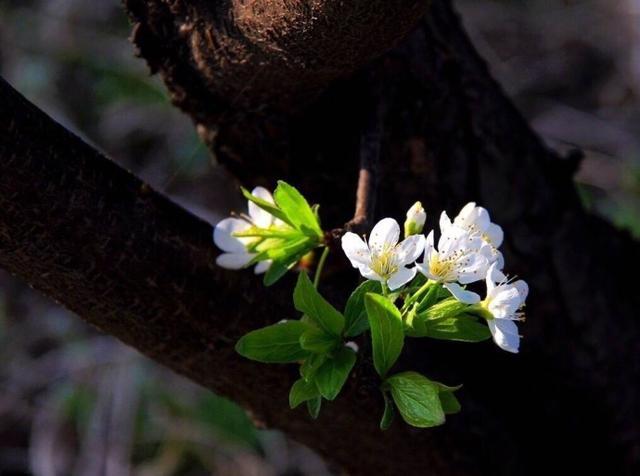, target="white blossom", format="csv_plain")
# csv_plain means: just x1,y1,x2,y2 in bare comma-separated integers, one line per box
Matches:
416,212,489,304
213,186,275,274
482,263,528,353
404,201,427,237
444,202,504,269
341,218,425,291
